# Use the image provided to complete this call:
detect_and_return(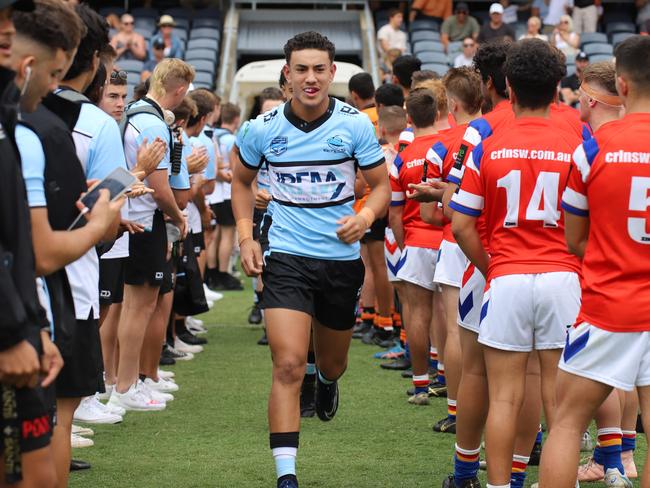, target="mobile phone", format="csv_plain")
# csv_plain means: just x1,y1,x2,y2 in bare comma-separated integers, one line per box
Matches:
68,167,137,230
